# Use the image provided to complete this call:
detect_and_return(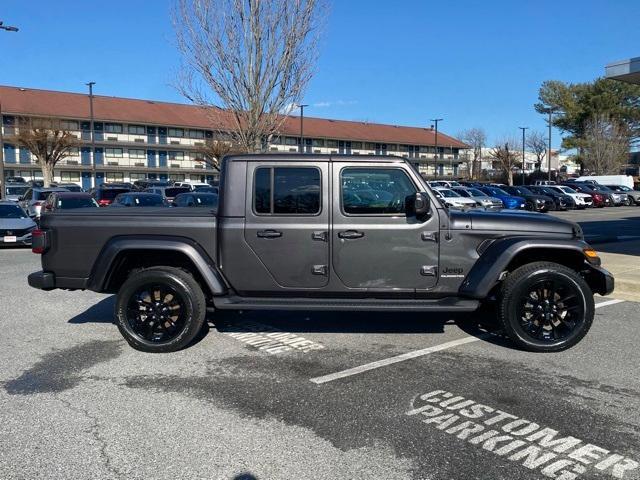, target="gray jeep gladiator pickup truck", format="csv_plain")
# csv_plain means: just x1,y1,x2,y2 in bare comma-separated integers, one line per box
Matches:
28,154,614,353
